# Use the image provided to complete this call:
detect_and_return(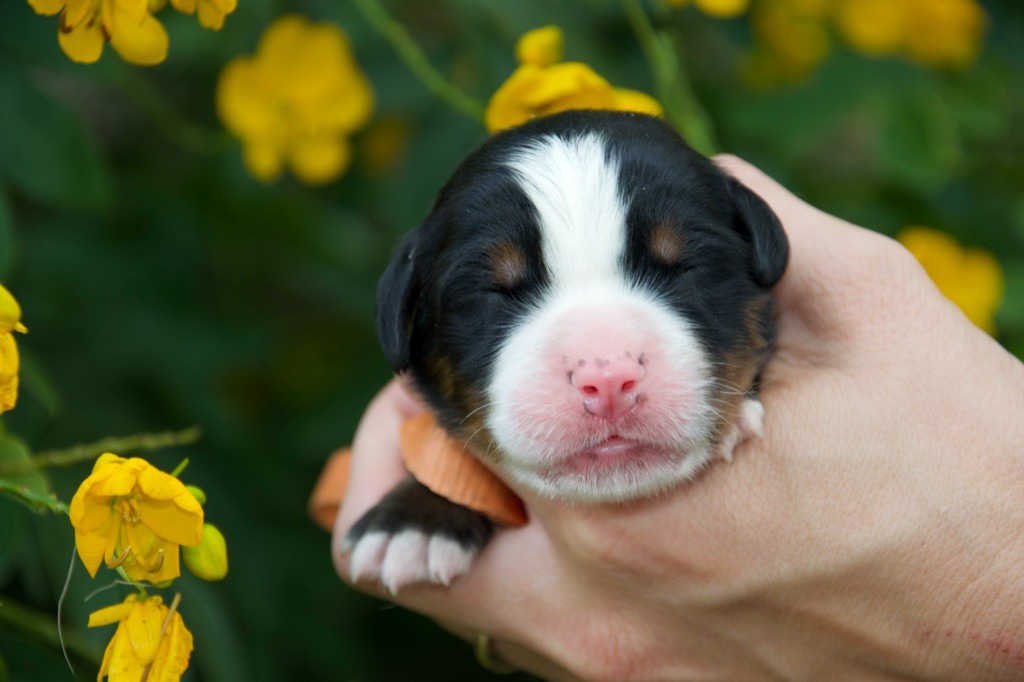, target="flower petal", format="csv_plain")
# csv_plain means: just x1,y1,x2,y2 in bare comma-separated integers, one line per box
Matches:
196,0,232,30
241,139,284,183
119,523,182,584
485,64,543,132
216,58,276,139
612,88,664,117
258,20,356,108
485,62,619,132
124,596,165,665
57,17,105,64
520,62,613,109
88,600,135,627
74,523,114,577
102,618,148,680
835,0,908,56
289,135,350,186
148,609,194,682
136,465,205,520
71,494,115,533
0,285,23,335
86,460,142,497
63,0,97,29
113,0,148,24
694,0,750,19
137,495,204,546
0,333,19,413
306,69,374,133
27,0,67,16
93,452,125,473
515,25,564,67
106,1,169,66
